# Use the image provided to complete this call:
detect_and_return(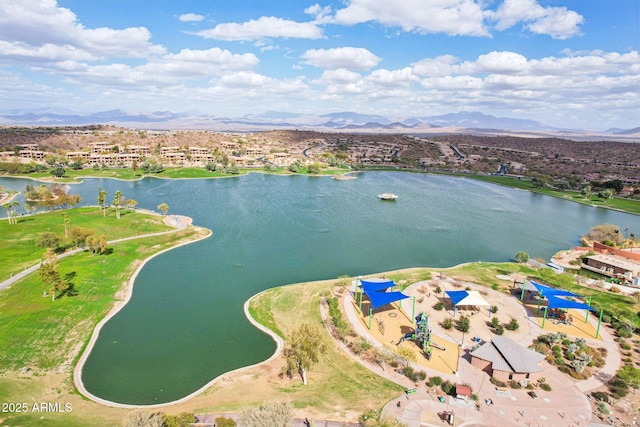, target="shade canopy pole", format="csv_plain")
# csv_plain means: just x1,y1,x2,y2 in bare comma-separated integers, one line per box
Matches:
541,307,548,329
